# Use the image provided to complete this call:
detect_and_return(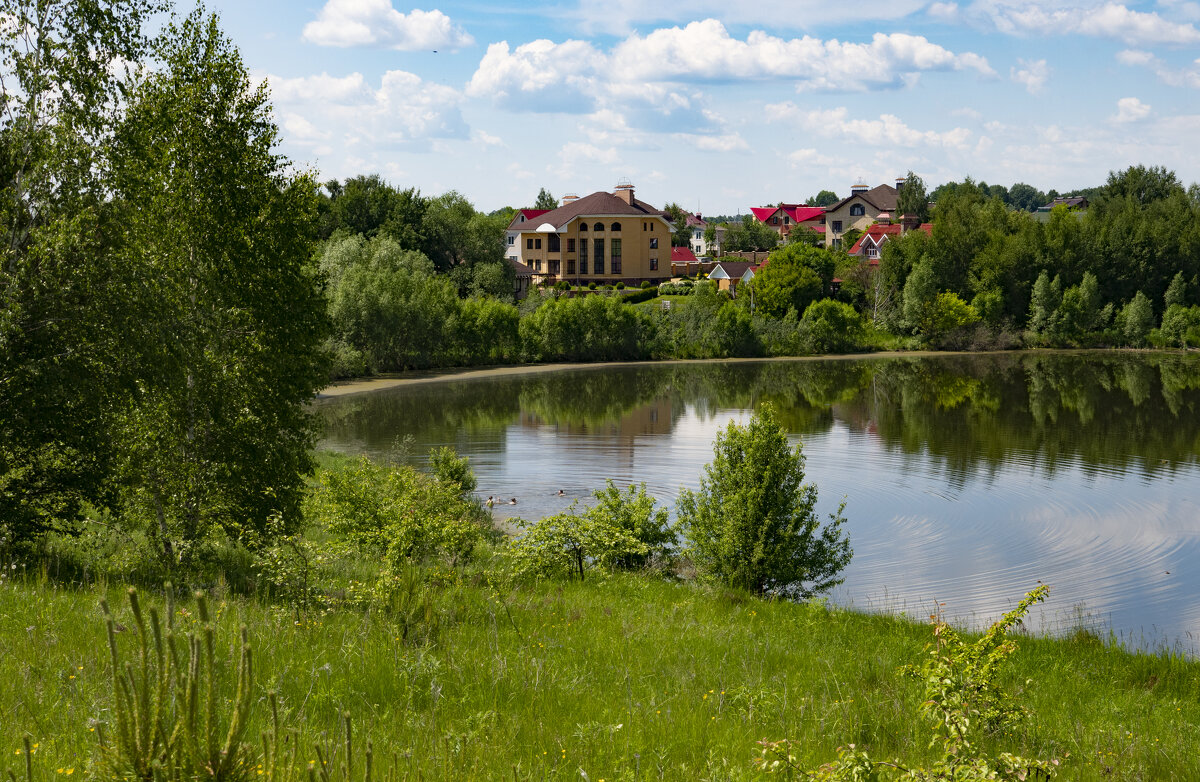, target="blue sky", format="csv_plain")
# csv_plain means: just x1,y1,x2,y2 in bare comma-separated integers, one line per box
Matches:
208,0,1200,215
